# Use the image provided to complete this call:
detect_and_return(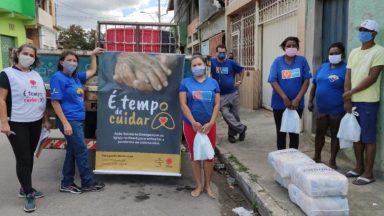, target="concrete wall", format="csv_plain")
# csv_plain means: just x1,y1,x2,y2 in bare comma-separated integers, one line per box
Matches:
200,14,225,42
0,17,28,69
0,0,35,18
347,1,384,171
